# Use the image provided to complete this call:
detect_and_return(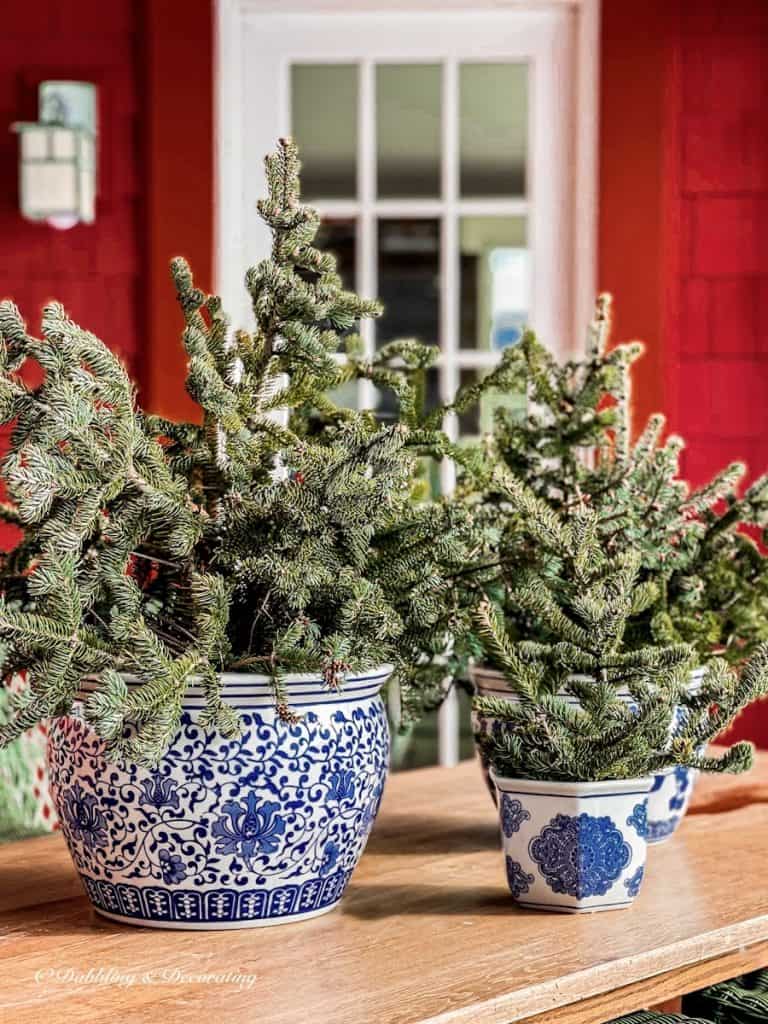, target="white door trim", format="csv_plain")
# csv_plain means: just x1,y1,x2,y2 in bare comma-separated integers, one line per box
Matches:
214,0,599,352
